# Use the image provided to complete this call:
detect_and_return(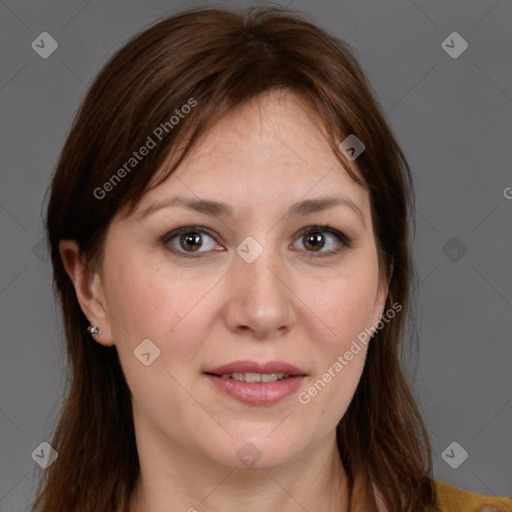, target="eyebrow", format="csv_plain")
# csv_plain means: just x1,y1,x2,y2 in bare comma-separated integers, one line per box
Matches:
137,194,366,227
